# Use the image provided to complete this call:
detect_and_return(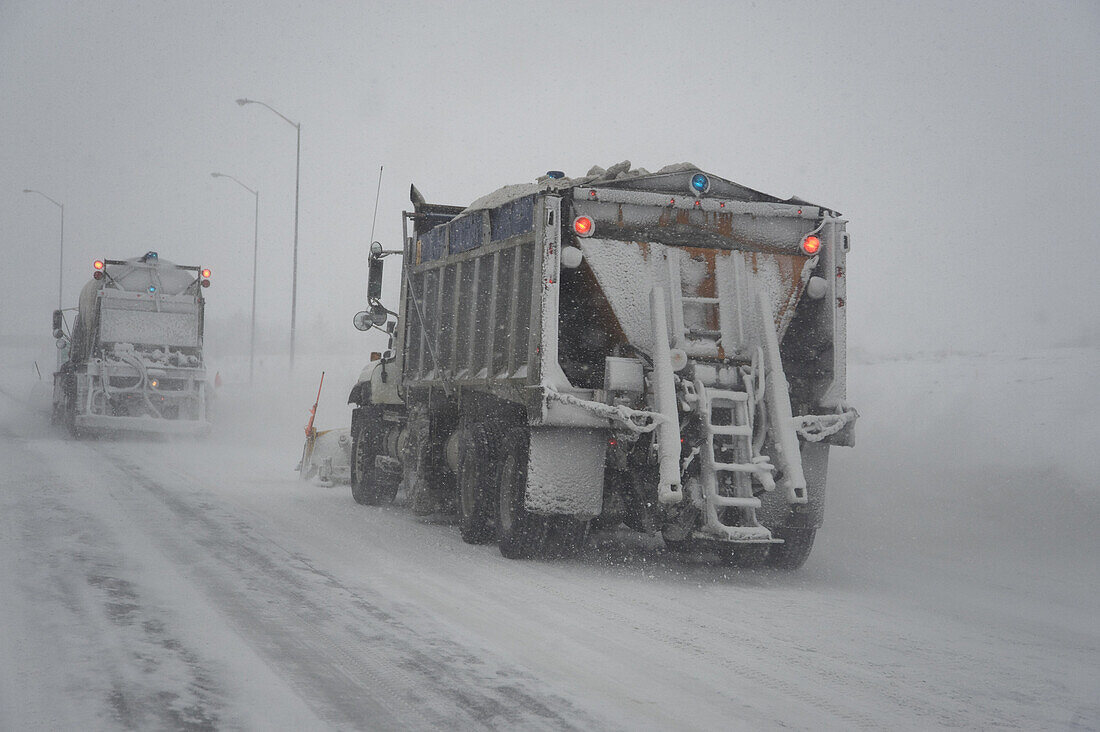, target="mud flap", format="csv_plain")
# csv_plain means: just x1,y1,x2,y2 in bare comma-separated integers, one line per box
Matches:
757,440,829,529
524,427,606,518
